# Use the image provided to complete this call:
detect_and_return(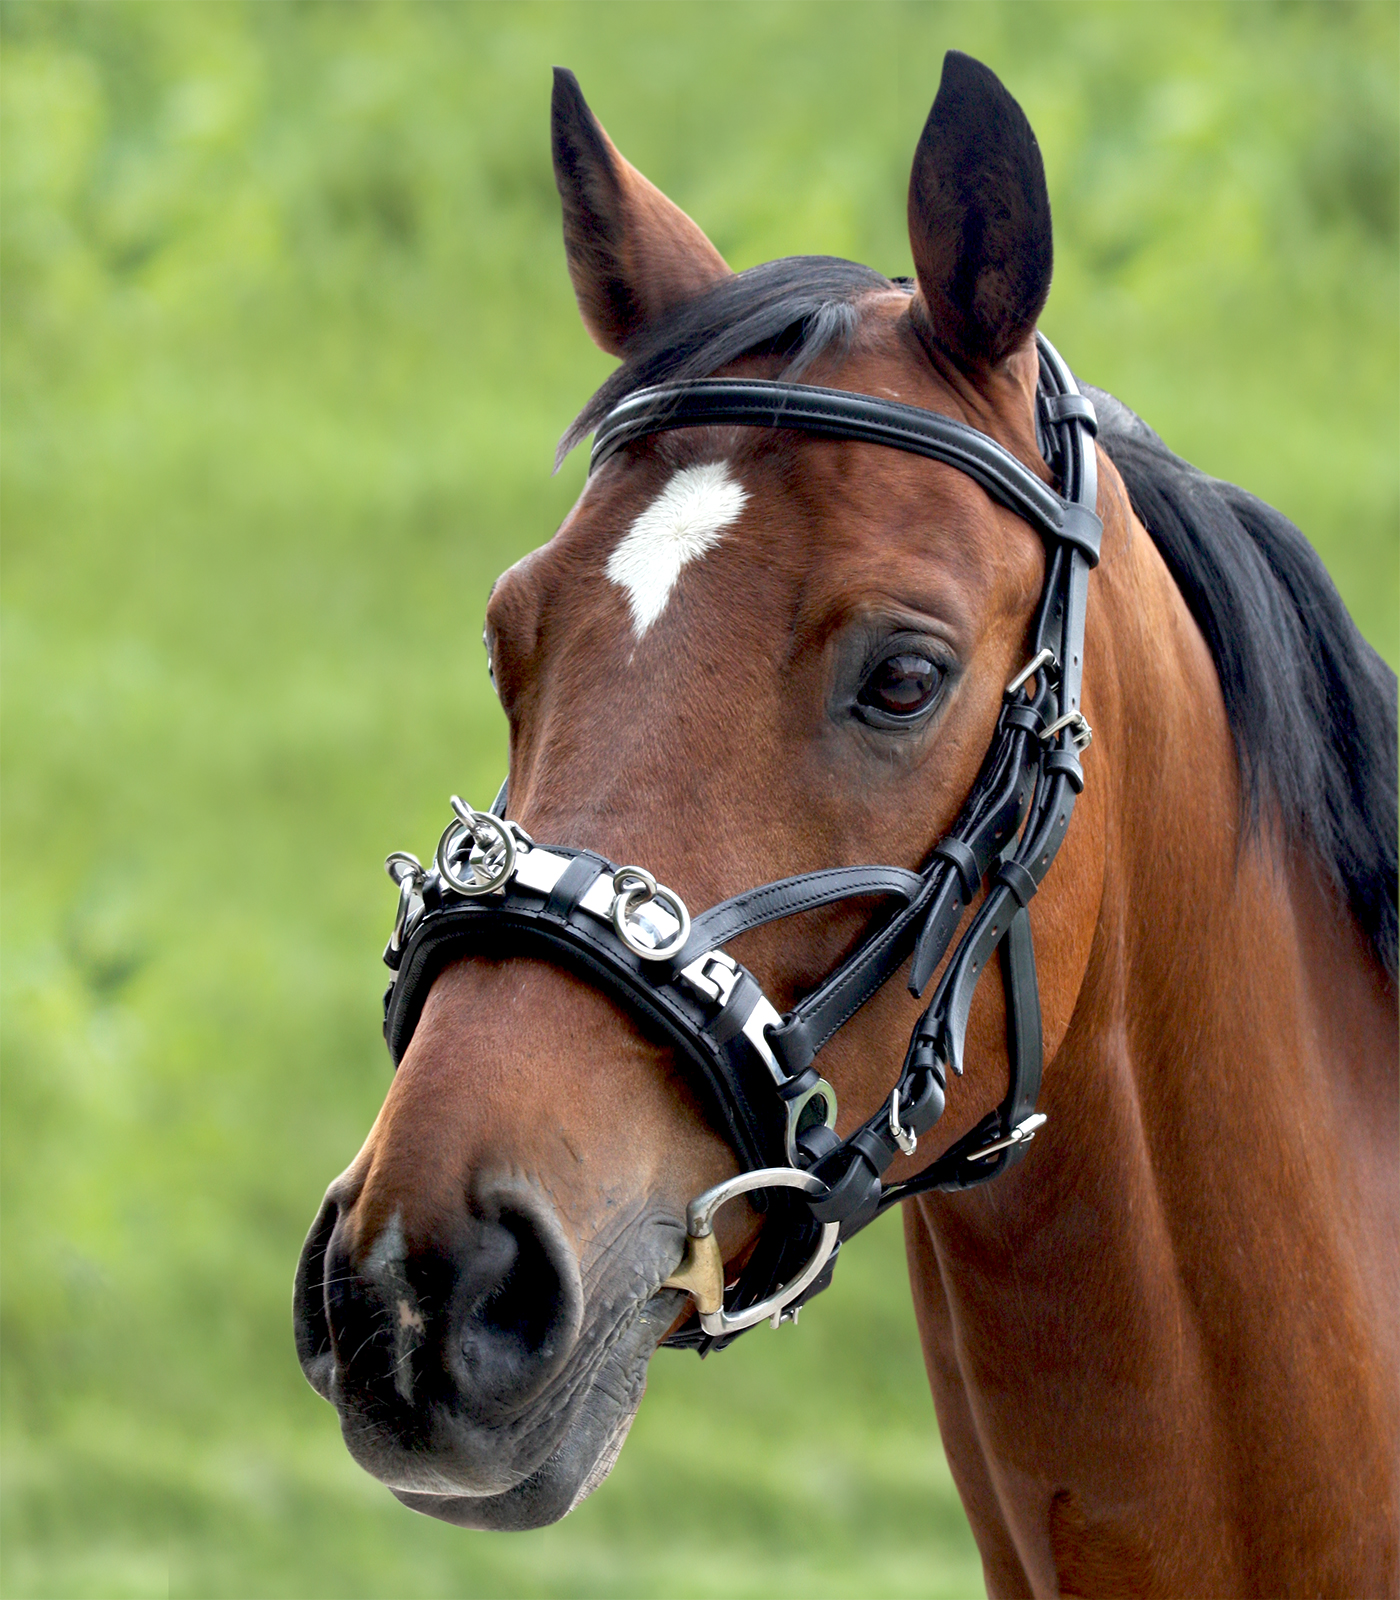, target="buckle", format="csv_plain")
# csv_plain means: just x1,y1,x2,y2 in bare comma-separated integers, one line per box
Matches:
967,1112,1047,1162
1039,710,1092,752
677,949,741,1007
1005,647,1057,701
